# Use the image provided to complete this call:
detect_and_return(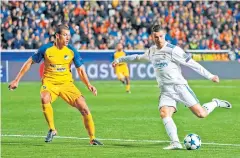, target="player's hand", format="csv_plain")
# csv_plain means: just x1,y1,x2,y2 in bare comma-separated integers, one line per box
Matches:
87,84,97,96
212,75,220,83
112,61,118,68
8,79,19,90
